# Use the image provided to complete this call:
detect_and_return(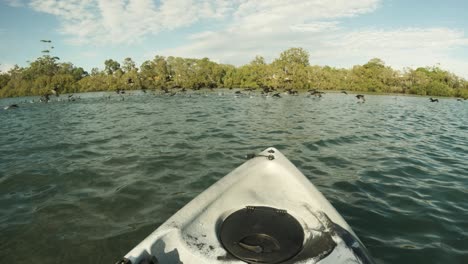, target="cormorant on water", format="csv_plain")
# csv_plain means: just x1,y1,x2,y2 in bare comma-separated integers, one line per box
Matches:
40,93,51,103
272,93,281,98
262,86,274,94
286,88,298,95
341,90,348,95
115,89,126,101
429,97,439,102
4,104,19,110
235,91,242,95
308,89,324,97
356,94,365,102
115,89,126,94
